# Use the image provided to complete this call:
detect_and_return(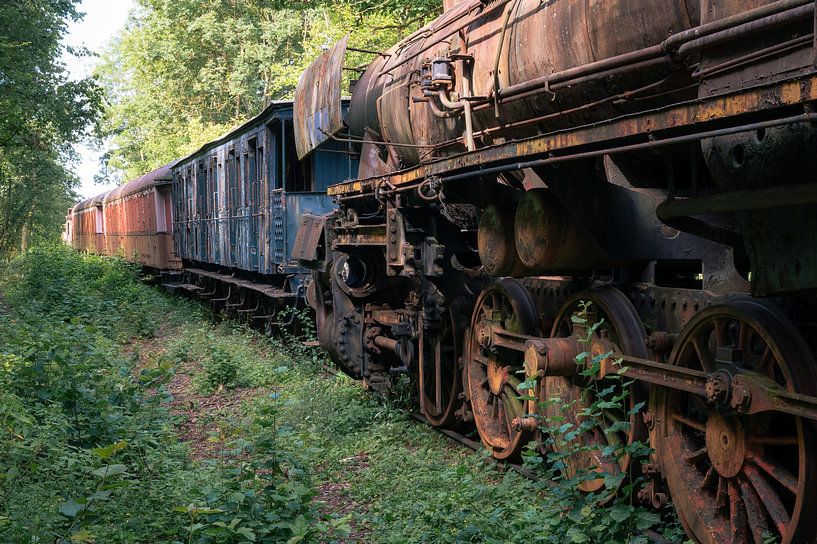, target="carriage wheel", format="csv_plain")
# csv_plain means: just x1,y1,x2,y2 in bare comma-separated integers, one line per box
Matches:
542,288,648,495
654,300,817,544
465,279,539,460
419,303,462,427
